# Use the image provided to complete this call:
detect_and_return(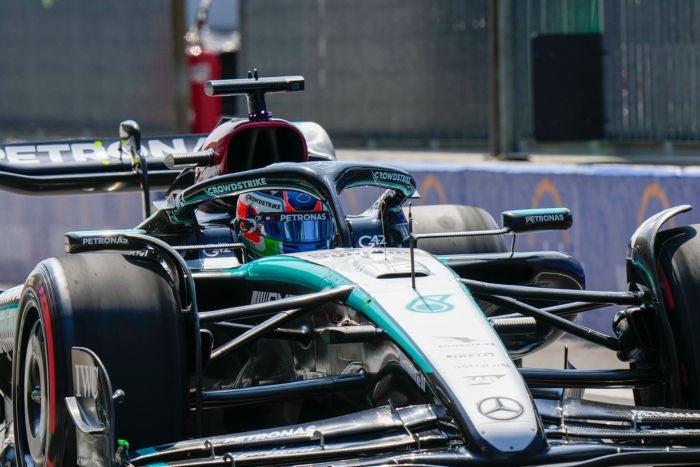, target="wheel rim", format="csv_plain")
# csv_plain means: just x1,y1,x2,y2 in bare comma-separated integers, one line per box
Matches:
22,319,48,464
